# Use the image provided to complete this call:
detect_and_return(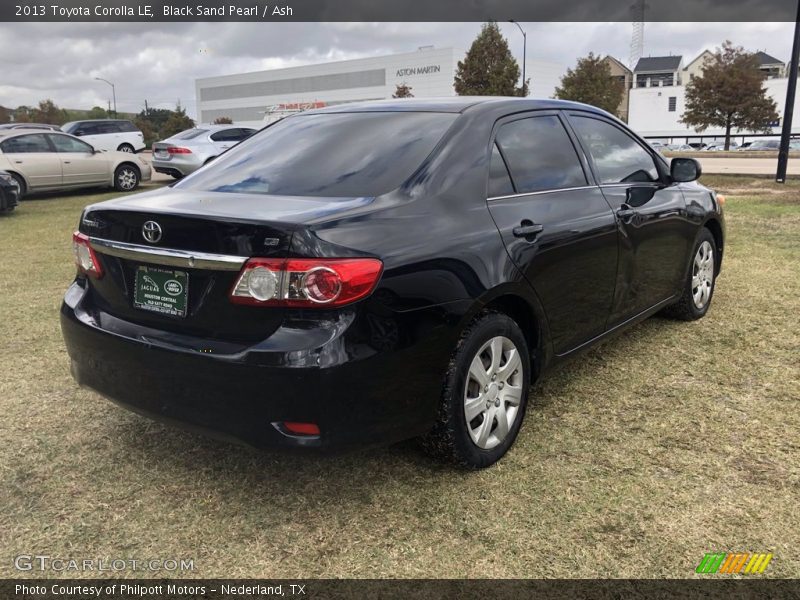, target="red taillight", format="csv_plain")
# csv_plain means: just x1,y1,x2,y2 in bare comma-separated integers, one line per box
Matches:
230,258,383,308
72,231,103,278
282,422,321,436
167,146,192,154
